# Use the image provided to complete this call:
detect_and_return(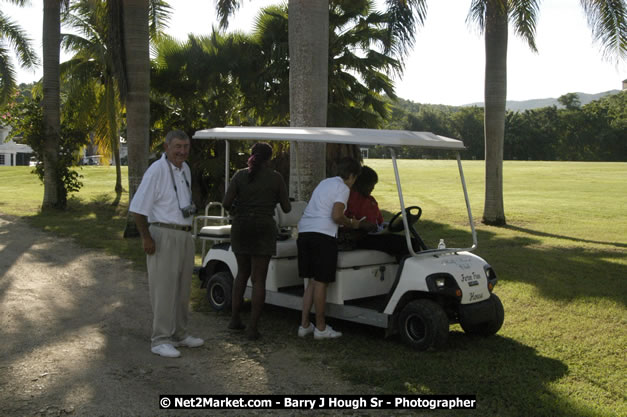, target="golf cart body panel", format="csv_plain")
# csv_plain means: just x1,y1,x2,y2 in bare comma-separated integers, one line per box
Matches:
192,126,504,350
